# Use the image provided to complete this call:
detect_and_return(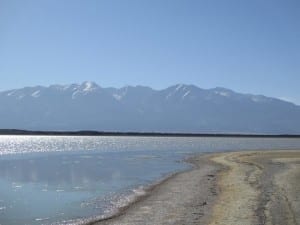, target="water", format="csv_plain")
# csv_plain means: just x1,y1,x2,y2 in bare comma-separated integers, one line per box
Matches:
0,135,300,225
